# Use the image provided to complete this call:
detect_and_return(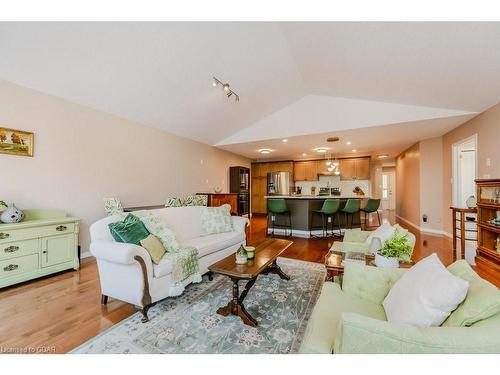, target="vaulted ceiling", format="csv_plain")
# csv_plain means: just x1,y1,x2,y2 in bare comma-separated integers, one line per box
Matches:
1,22,499,159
